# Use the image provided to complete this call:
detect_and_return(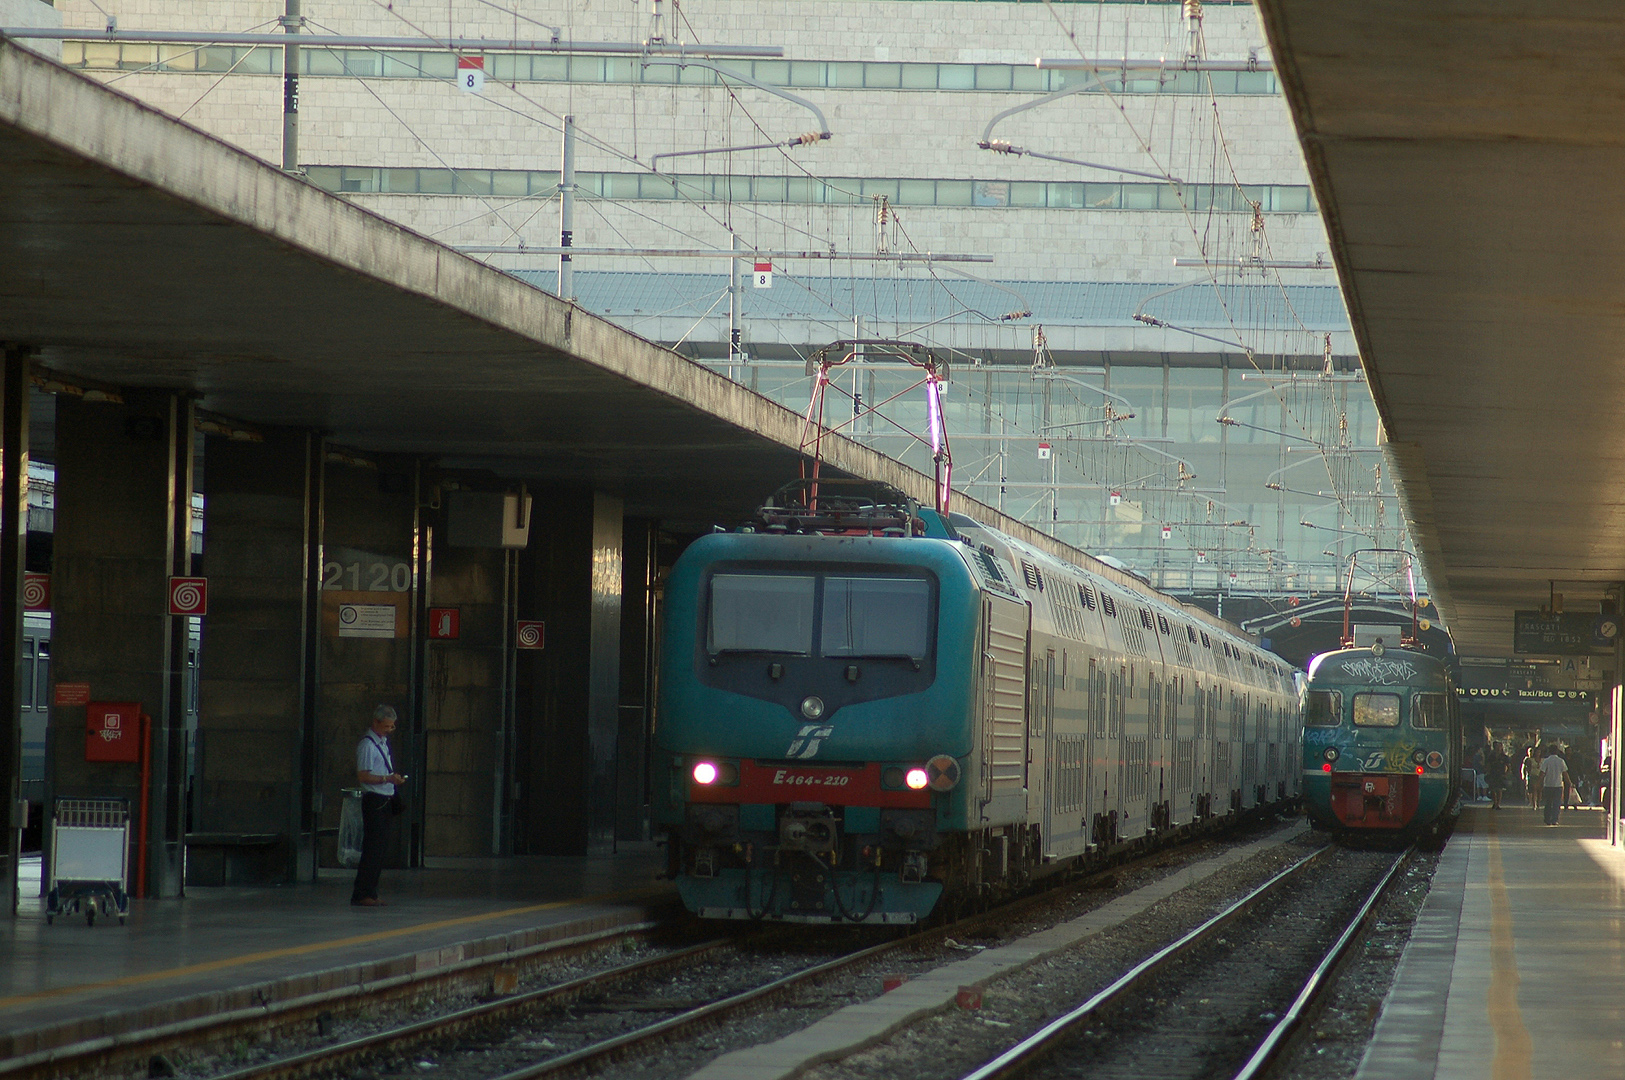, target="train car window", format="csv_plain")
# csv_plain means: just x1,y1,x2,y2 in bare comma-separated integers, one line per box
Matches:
1412,692,1449,729
708,574,816,655
821,576,931,659
1352,692,1401,727
1303,690,1341,727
